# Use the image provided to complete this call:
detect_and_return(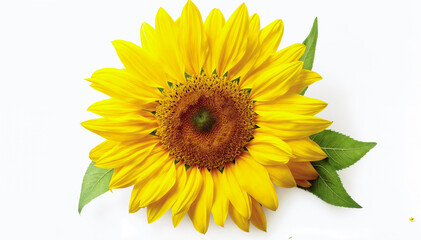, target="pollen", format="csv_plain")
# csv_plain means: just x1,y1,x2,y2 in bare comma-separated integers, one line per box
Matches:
156,74,256,169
